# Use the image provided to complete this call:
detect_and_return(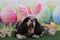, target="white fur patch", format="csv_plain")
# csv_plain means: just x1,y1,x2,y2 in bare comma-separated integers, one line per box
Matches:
28,21,35,34
40,31,45,36
28,28,34,34
48,27,56,35
32,35,40,38
16,34,26,39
